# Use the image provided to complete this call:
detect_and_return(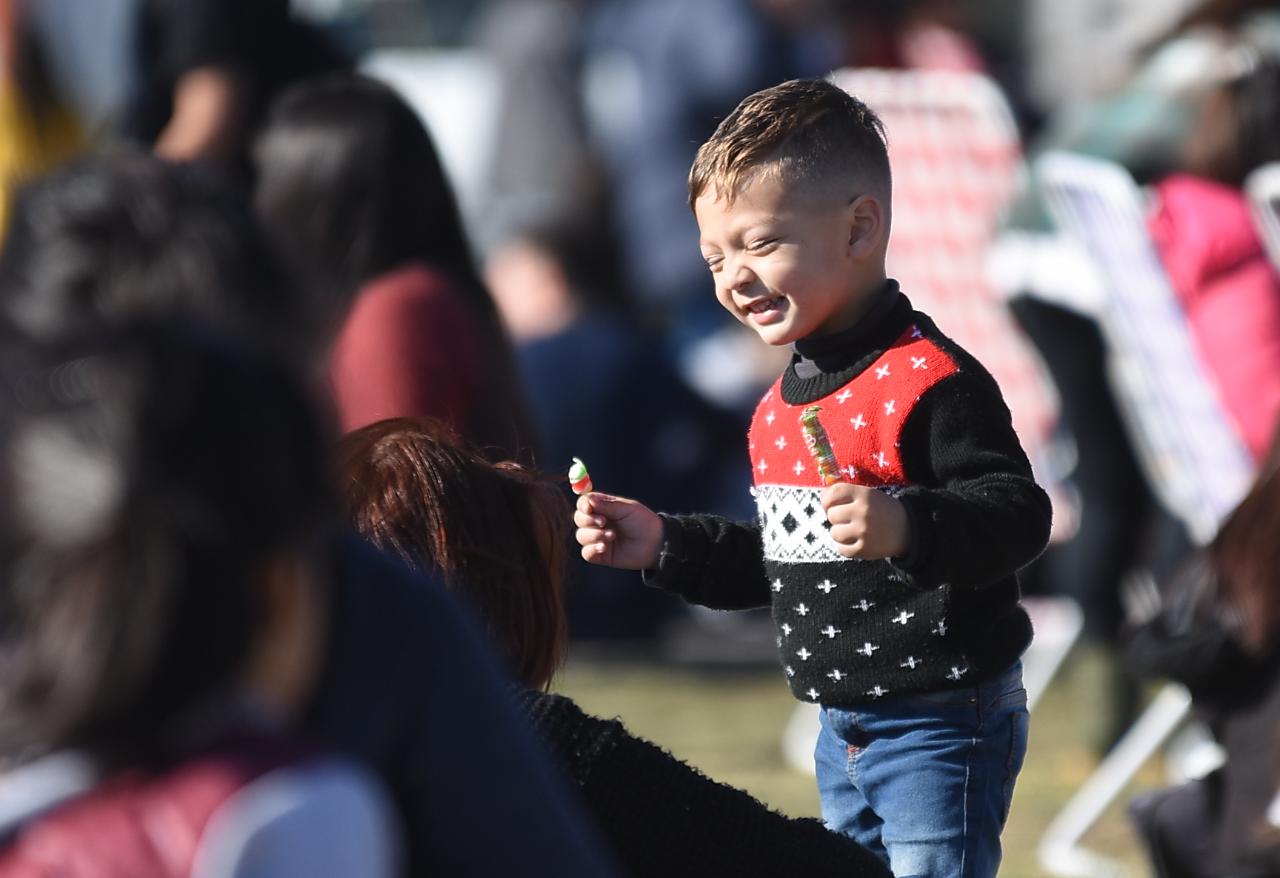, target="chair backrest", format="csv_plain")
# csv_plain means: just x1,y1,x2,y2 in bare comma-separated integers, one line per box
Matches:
831,68,1060,518
1037,151,1254,544
1245,161,1280,274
